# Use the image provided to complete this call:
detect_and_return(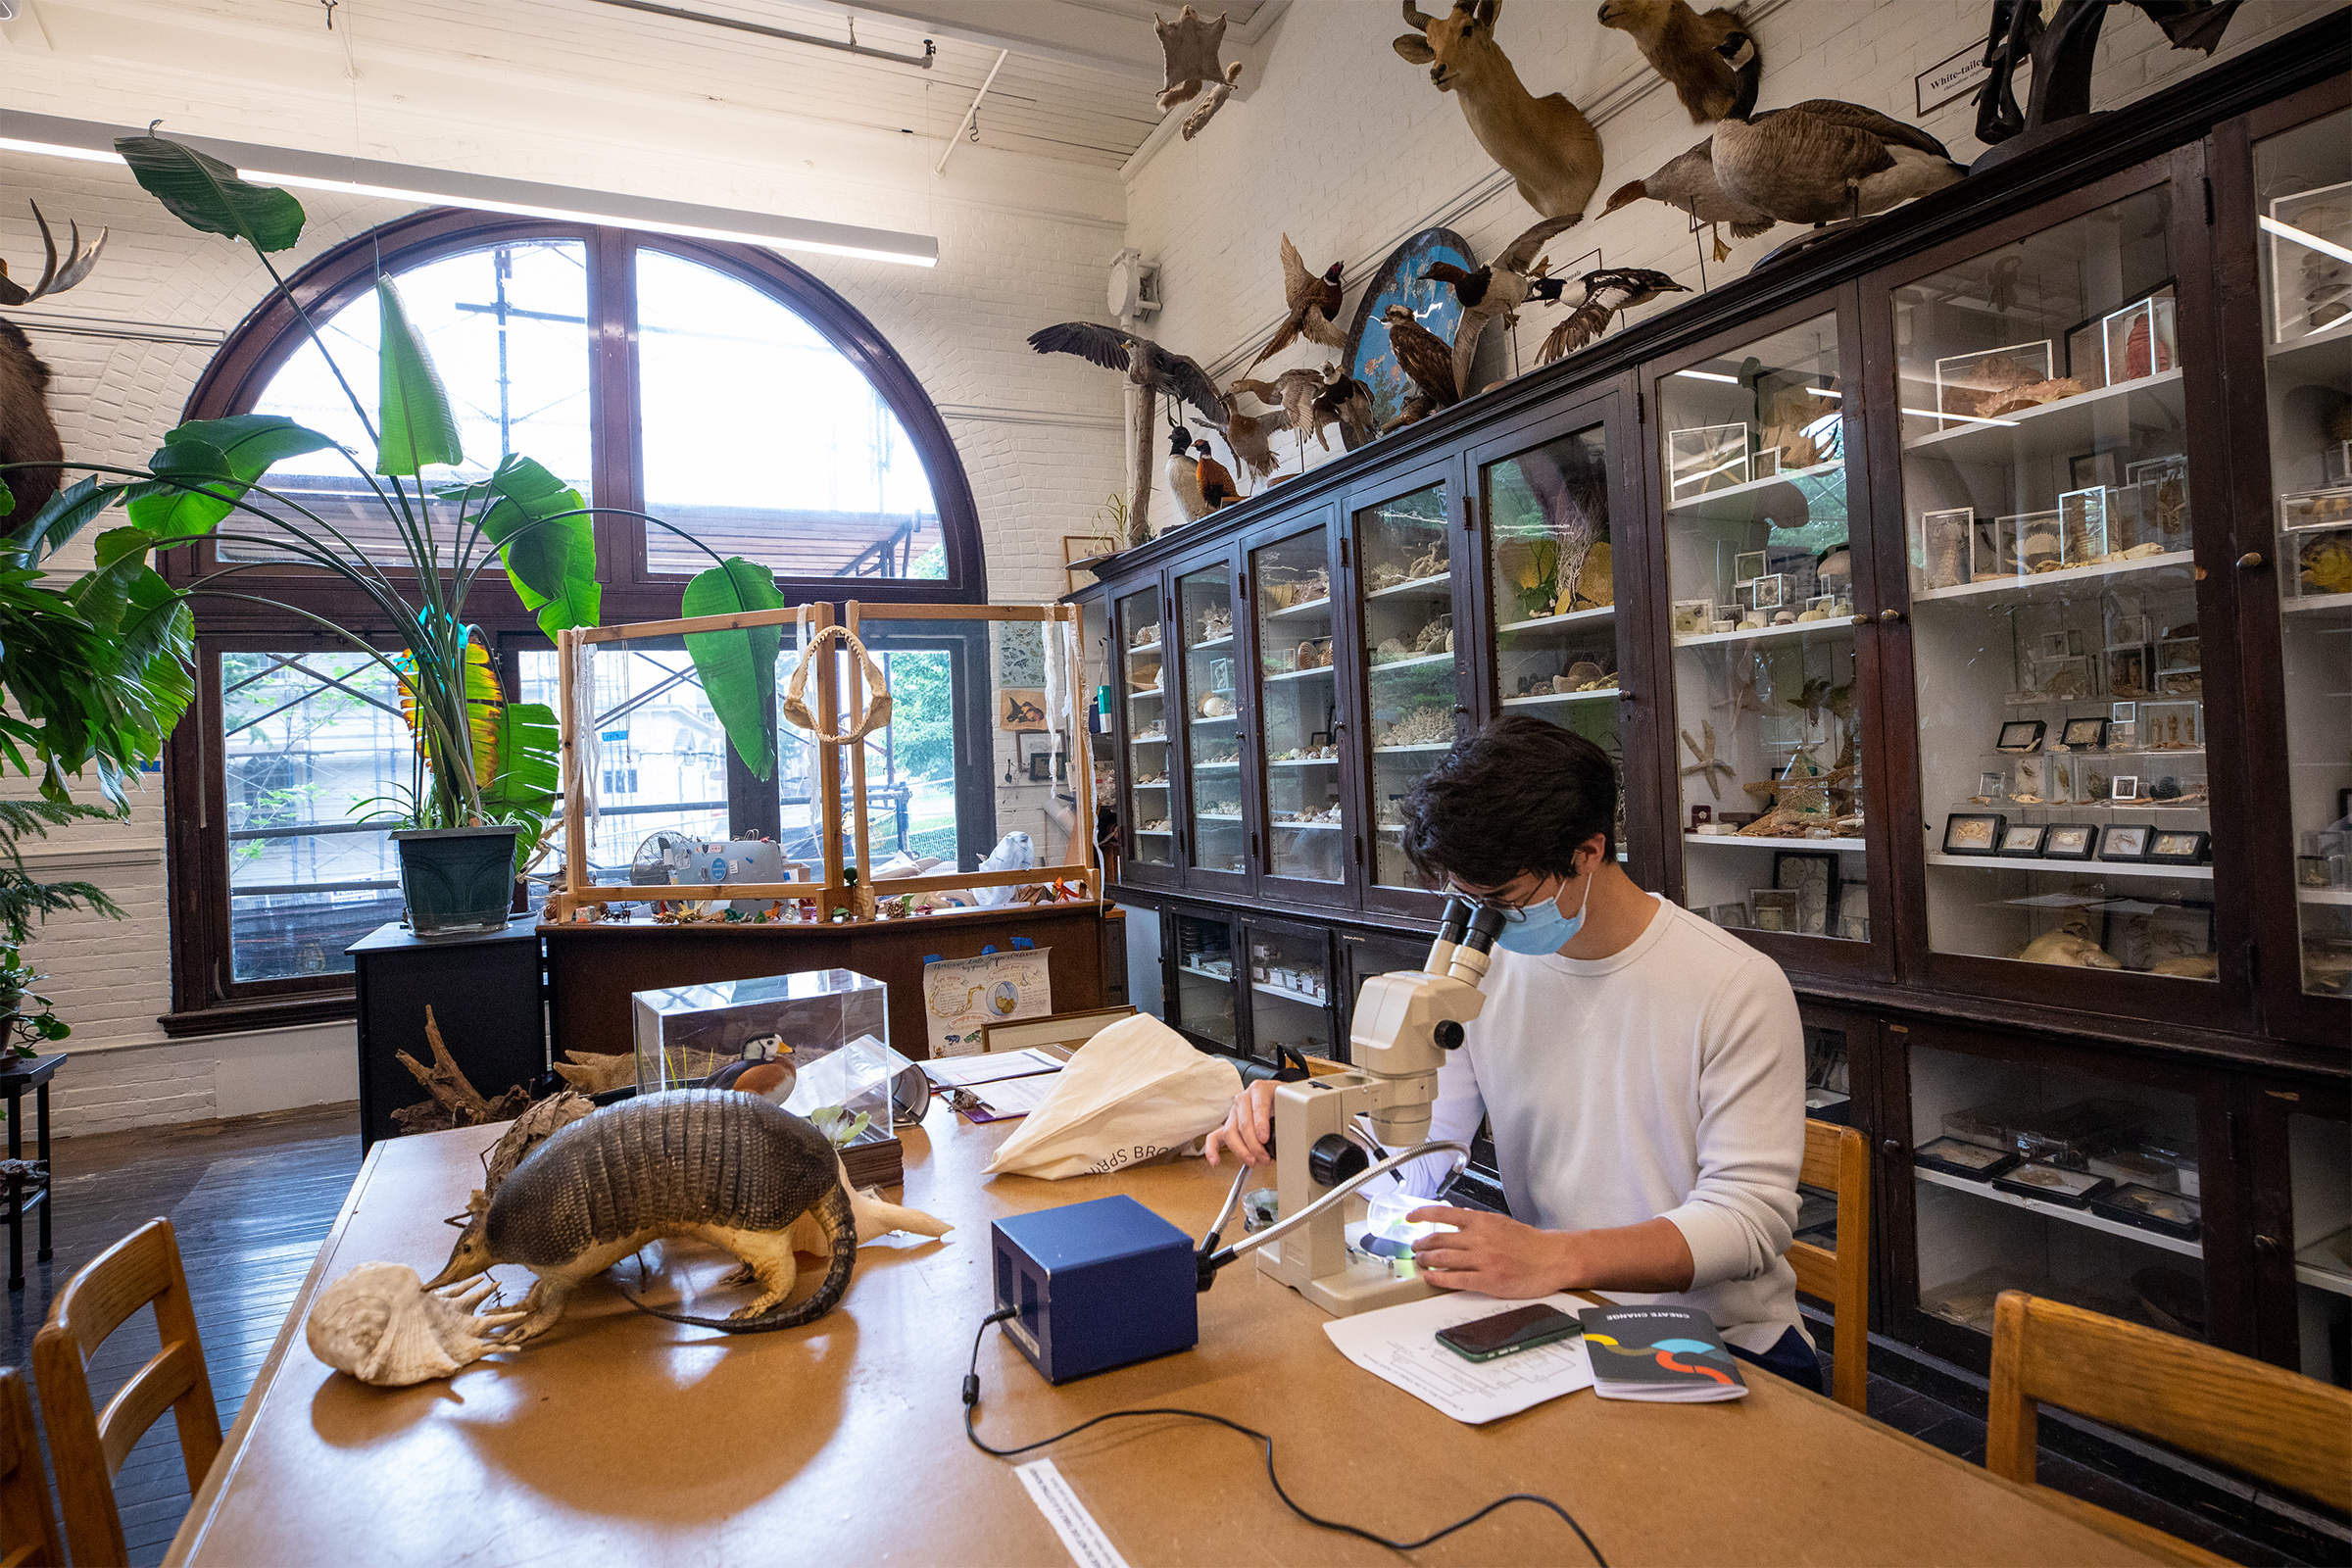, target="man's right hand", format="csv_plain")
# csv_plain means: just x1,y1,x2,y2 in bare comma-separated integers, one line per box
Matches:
1203,1077,1280,1167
